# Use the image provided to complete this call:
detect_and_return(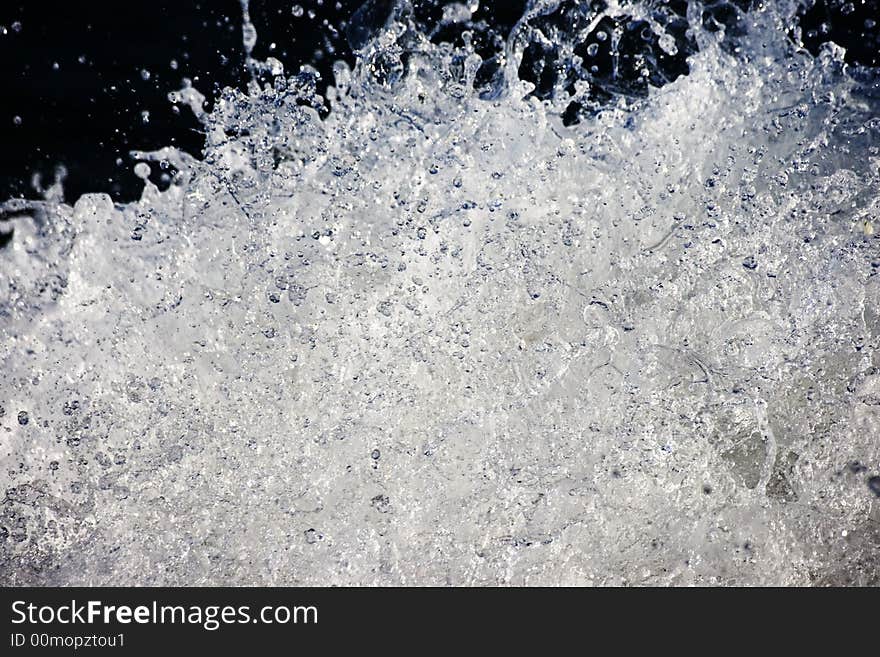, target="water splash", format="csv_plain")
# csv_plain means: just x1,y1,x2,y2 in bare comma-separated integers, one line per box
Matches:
1,1,879,585
241,0,258,60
